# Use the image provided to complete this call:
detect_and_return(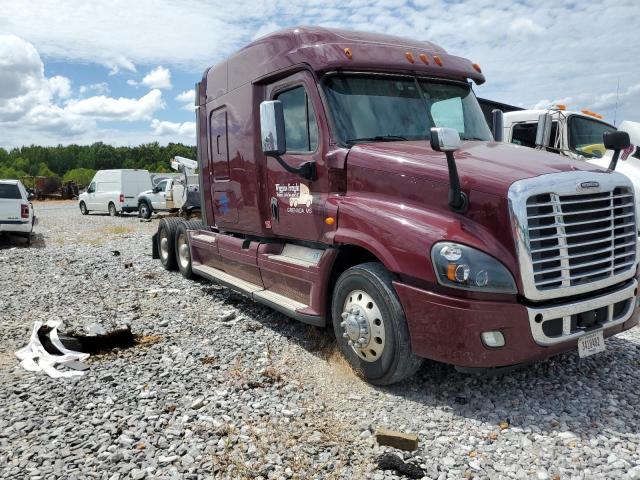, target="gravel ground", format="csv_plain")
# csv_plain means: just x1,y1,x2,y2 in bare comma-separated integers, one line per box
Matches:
2,202,640,480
